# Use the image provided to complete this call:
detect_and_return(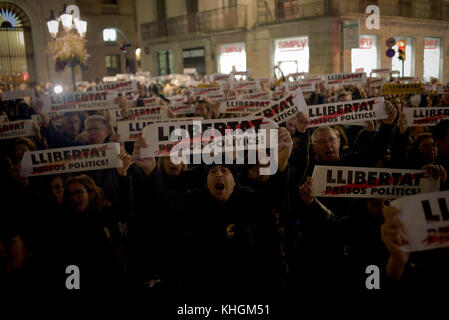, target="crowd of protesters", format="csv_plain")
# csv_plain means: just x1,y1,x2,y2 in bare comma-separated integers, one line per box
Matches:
0,73,448,294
